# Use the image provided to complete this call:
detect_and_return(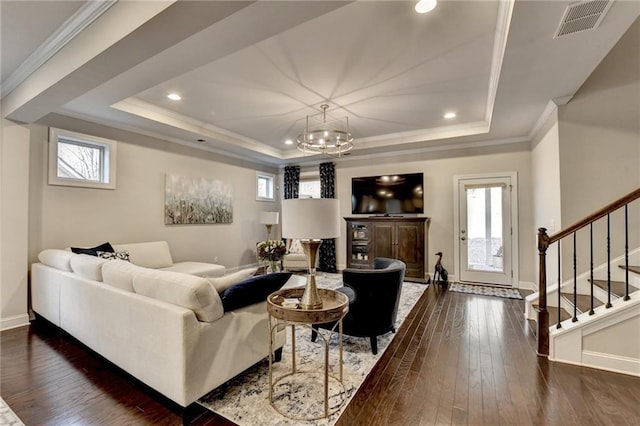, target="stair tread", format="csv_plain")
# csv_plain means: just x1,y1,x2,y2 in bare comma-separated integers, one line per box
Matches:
534,304,572,322
561,292,603,313
590,279,639,297
618,264,640,275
